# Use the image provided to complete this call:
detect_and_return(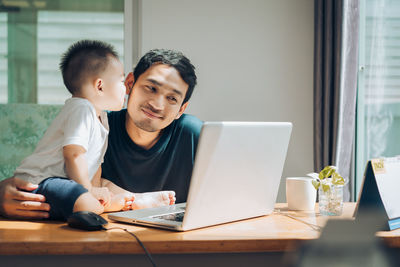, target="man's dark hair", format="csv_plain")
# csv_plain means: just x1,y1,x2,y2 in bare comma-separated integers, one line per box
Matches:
133,49,197,104
59,40,119,95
